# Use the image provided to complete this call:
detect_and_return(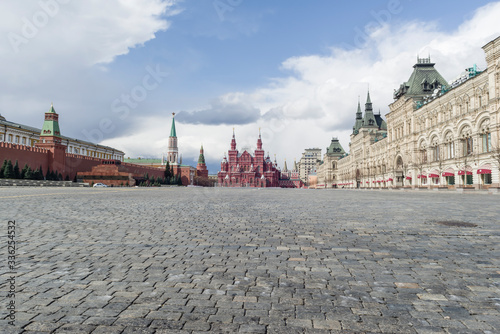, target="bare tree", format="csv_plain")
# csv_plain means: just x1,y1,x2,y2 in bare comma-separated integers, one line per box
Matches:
414,149,427,187
435,145,446,186
455,139,474,187
489,145,500,186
